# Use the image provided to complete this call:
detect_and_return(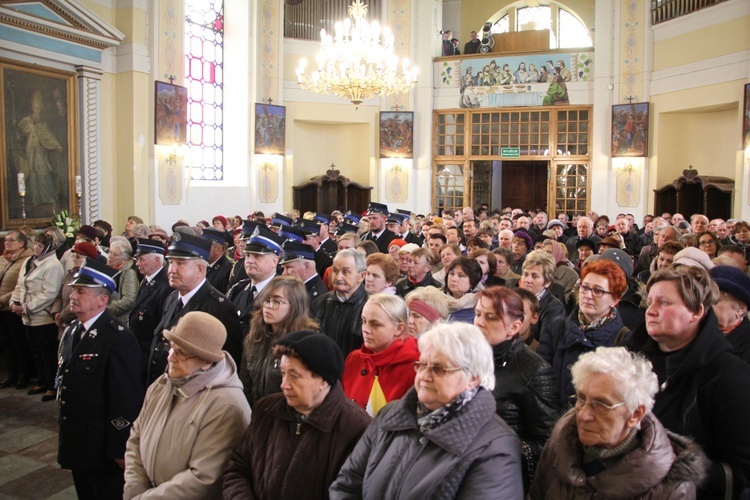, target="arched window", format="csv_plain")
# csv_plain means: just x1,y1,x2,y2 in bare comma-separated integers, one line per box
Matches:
185,0,224,180
489,2,592,49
